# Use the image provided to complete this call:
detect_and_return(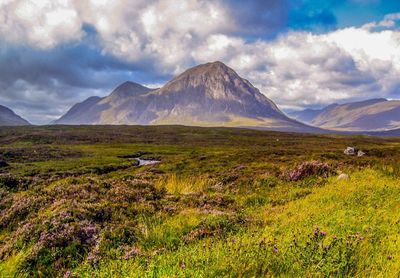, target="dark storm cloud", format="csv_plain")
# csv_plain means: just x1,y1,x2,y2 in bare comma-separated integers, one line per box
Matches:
0,43,171,124
0,43,162,90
